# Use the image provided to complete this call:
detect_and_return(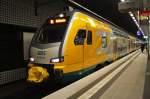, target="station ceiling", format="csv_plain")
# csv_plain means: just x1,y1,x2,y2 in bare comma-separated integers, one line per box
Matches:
65,0,139,37
36,0,139,37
